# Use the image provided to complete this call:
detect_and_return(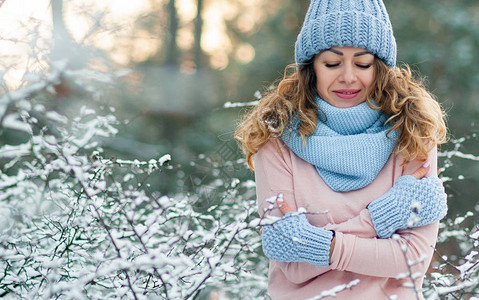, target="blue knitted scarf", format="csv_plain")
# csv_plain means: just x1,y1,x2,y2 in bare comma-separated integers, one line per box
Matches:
282,97,398,192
